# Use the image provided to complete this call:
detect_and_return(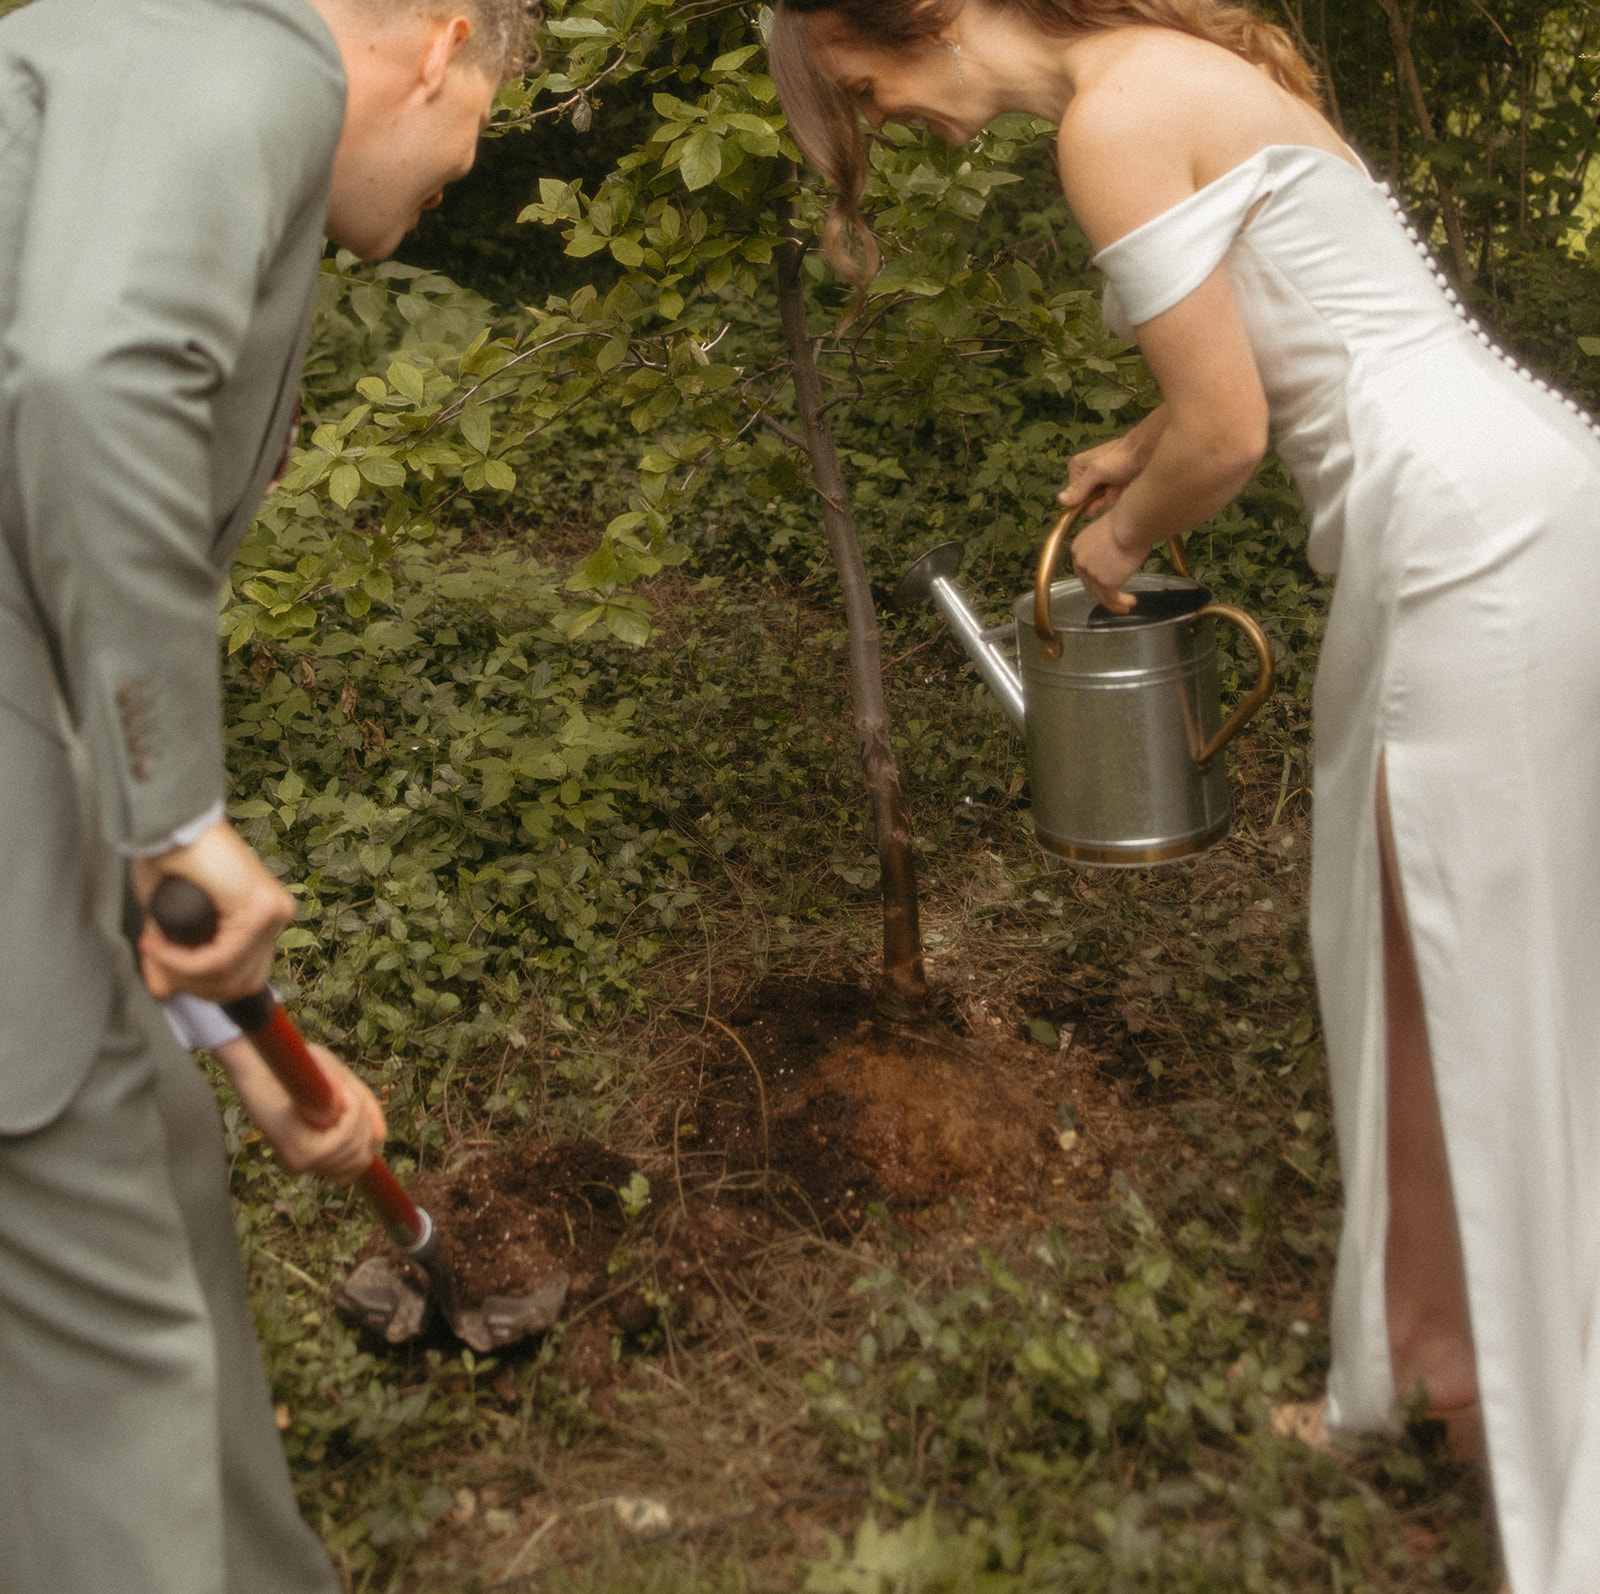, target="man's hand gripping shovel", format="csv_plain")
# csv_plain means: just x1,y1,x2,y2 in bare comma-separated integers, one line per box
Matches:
148,878,567,1352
